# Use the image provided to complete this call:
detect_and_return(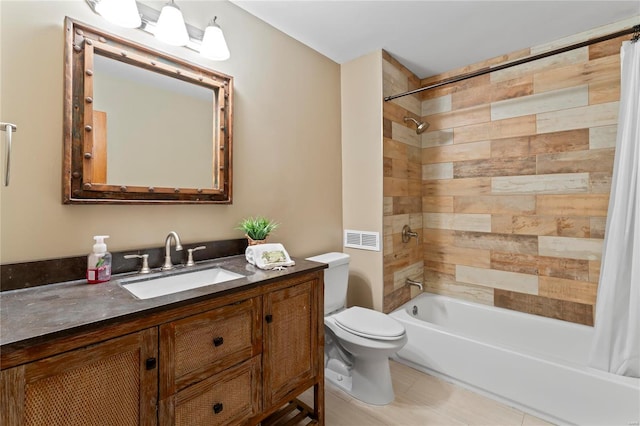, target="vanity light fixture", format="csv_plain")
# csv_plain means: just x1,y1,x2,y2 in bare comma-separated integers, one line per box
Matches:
200,17,230,60
93,0,141,29
154,0,189,46
85,0,231,61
